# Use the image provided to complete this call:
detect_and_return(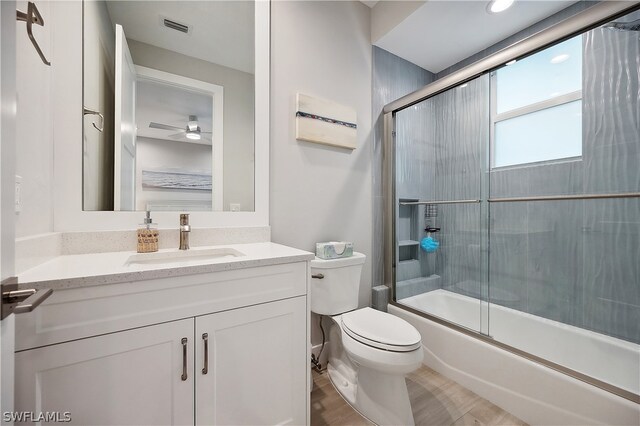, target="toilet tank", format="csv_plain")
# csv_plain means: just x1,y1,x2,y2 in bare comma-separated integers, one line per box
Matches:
310,252,366,315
